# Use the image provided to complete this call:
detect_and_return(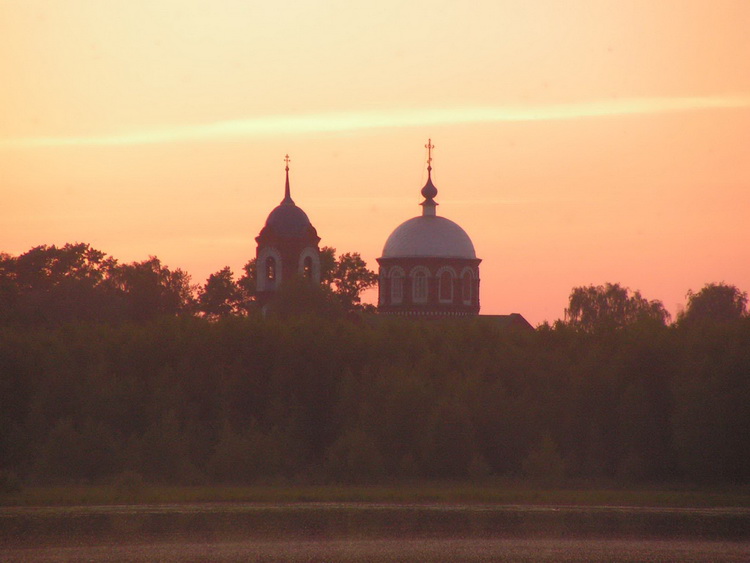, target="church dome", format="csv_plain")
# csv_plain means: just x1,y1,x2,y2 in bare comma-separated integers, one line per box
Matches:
381,215,476,259
380,140,476,260
258,158,318,239
263,201,316,238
